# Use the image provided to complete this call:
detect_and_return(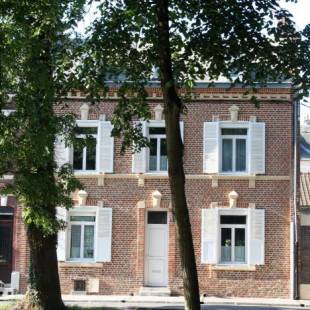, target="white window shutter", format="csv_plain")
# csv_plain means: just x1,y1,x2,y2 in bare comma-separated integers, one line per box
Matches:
54,136,71,168
98,121,114,173
95,207,112,262
249,208,265,265
179,121,184,141
203,122,220,173
132,121,147,173
56,207,68,261
201,208,219,264
249,122,265,174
